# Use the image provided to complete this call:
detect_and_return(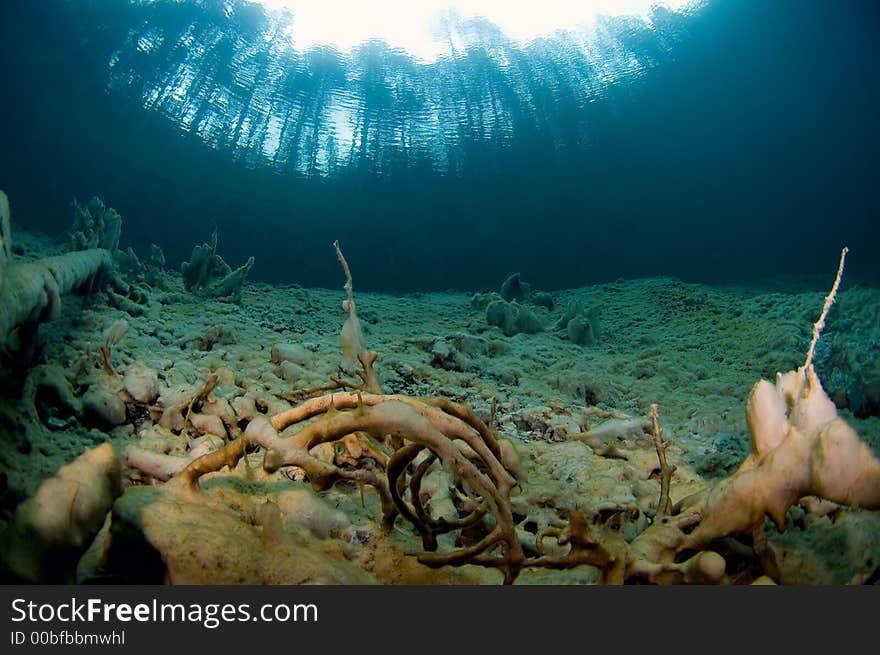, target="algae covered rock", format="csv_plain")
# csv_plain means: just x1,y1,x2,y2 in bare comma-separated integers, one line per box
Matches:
102,486,375,584
69,196,122,252
486,299,544,336
1,443,123,582
555,299,601,345
500,272,531,303
83,386,127,427
181,229,254,302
